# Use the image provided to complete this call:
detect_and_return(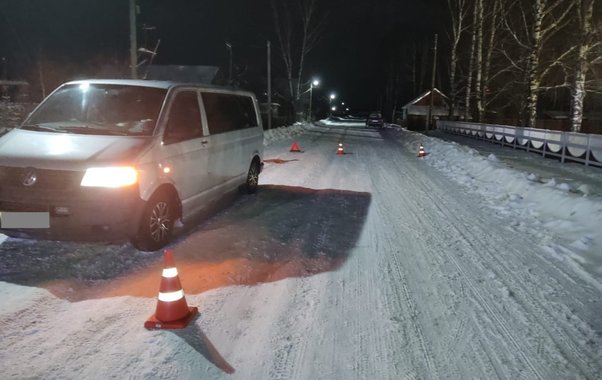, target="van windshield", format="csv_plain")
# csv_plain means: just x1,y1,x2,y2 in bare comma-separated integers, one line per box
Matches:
23,83,167,136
